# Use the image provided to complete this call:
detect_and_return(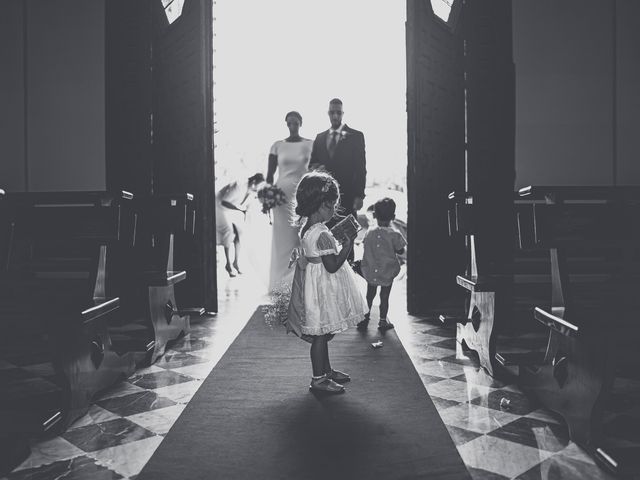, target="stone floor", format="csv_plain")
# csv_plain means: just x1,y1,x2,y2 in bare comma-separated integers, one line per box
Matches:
3,260,637,479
